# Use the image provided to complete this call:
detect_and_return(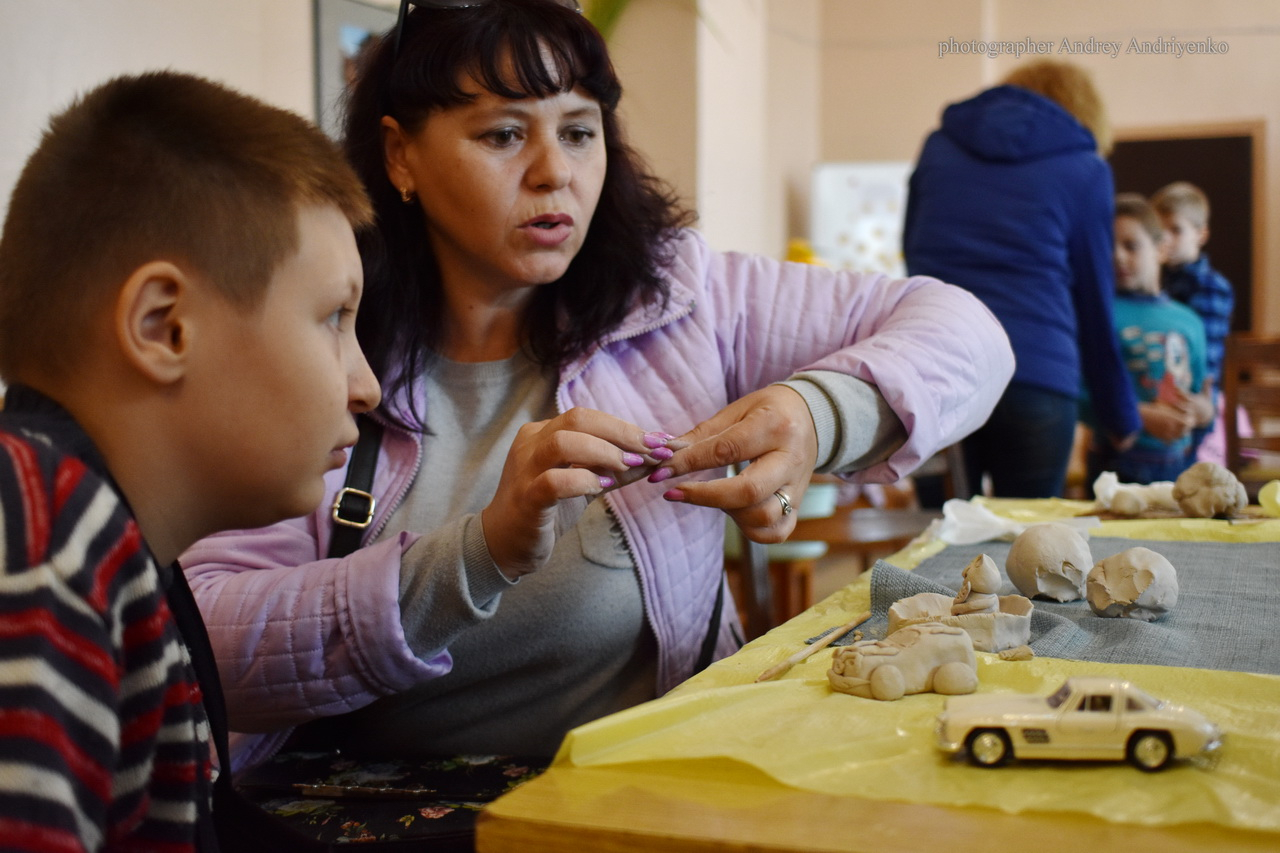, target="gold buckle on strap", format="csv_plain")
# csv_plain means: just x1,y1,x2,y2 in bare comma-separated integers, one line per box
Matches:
331,487,376,529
